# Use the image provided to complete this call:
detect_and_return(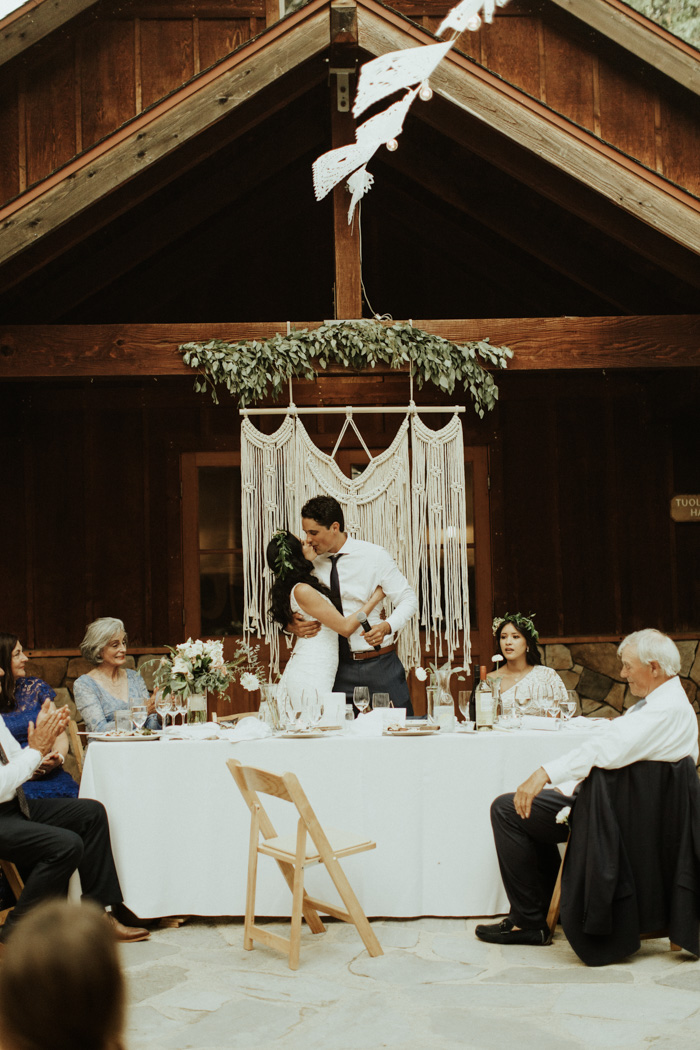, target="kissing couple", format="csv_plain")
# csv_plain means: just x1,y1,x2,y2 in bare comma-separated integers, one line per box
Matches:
267,496,417,714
